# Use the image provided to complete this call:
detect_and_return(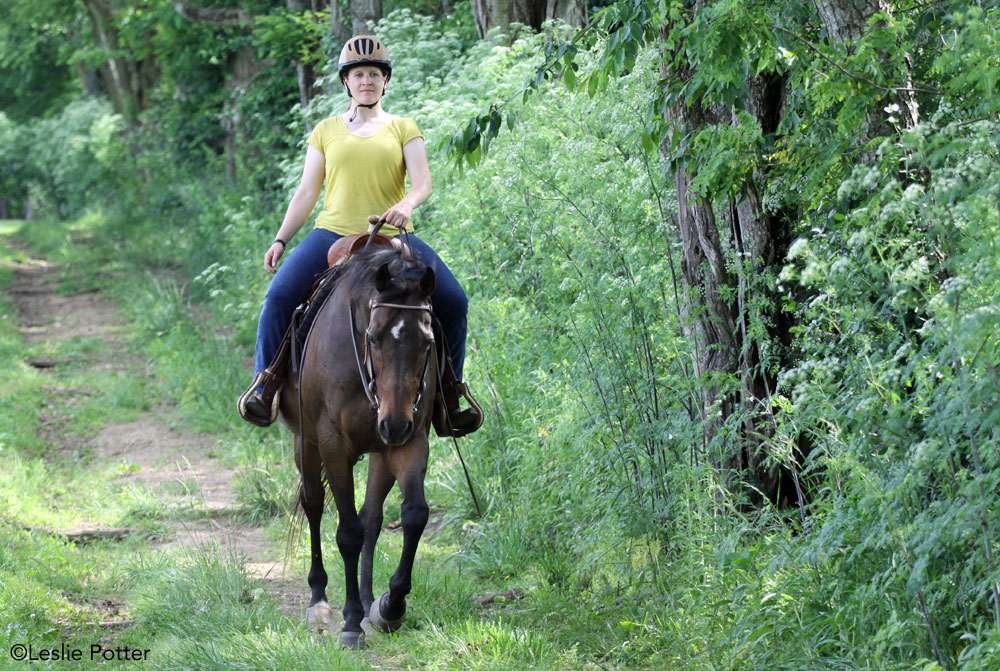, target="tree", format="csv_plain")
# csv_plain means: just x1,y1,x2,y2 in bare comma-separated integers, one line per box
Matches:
469,0,587,39
0,0,84,122
448,0,948,505
79,0,162,122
